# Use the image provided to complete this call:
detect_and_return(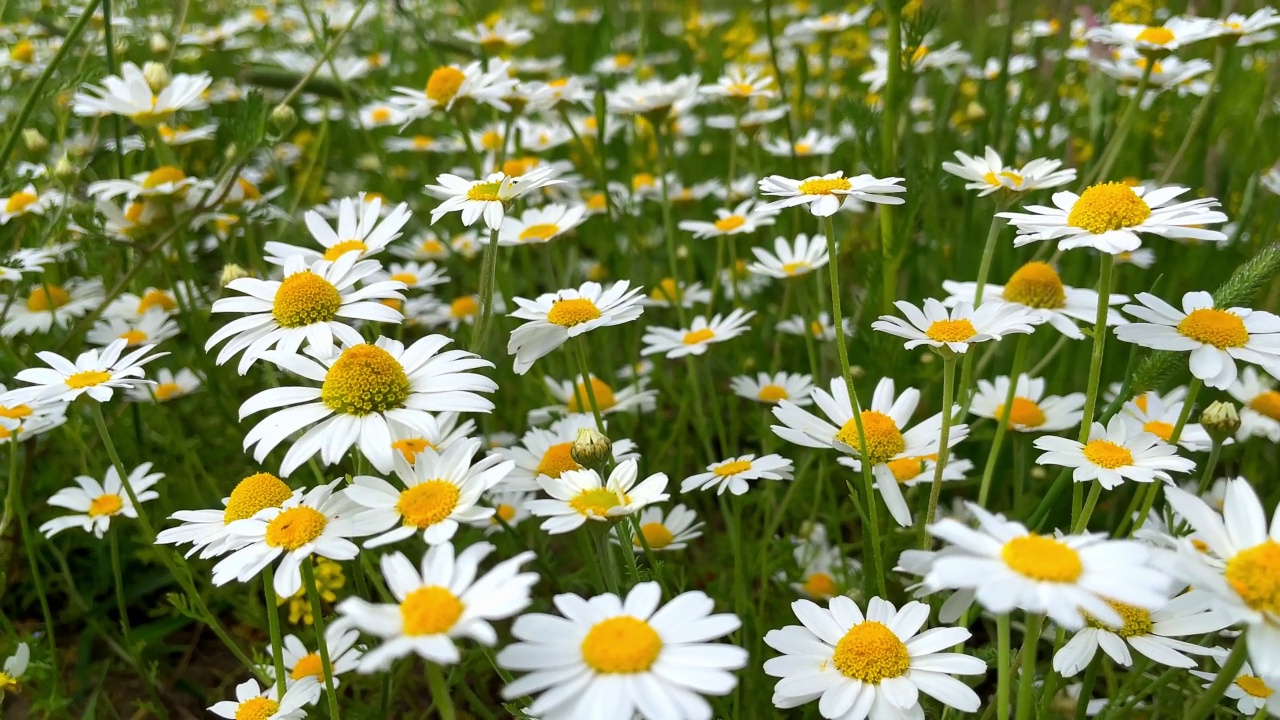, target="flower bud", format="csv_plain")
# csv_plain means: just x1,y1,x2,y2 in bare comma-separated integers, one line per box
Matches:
270,104,298,136
220,263,251,287
570,427,613,473
143,61,171,92
150,32,171,55
52,155,77,183
1200,401,1240,442
21,128,47,153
